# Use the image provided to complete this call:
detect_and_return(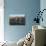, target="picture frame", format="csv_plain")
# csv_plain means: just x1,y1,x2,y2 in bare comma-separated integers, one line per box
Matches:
9,14,25,25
